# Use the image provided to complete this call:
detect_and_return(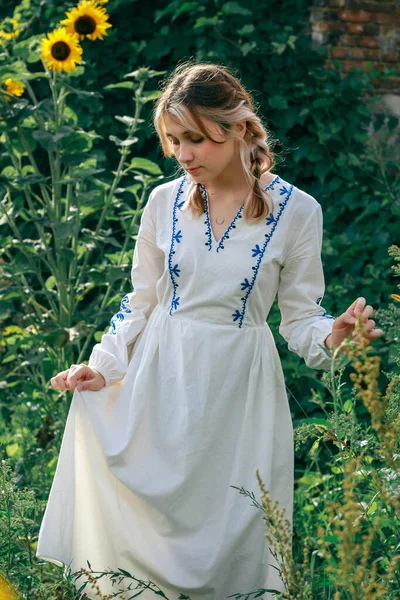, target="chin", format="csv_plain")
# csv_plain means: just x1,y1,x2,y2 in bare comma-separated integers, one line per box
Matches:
188,173,205,184
190,172,211,185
